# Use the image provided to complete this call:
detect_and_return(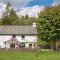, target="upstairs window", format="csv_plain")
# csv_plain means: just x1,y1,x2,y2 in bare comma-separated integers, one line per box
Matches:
21,35,25,39
13,35,16,38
